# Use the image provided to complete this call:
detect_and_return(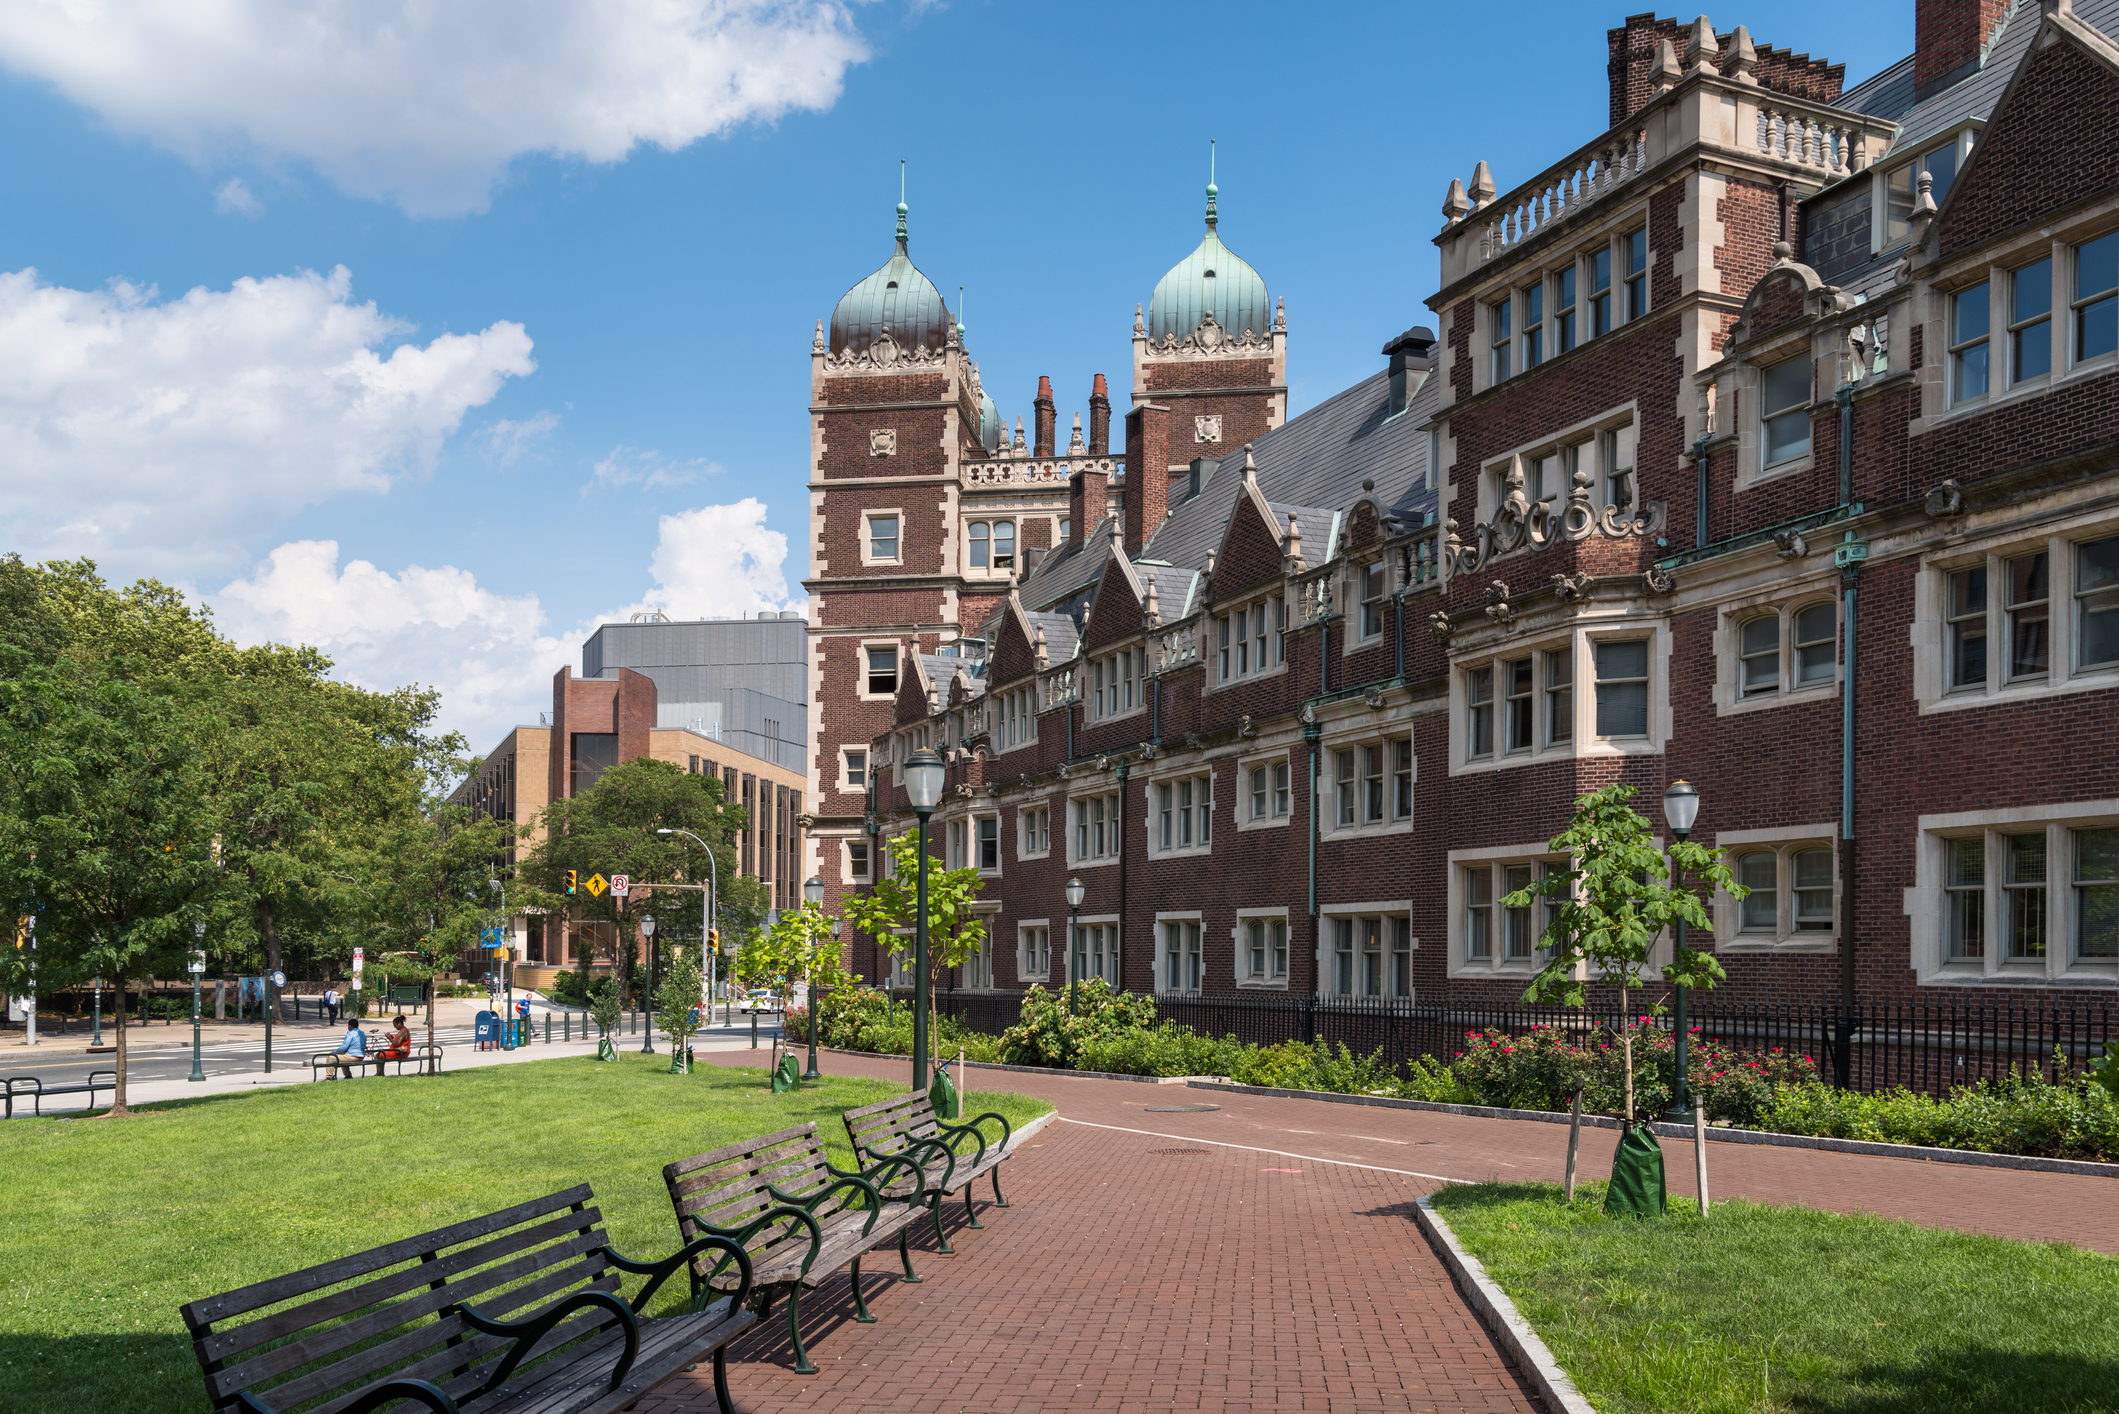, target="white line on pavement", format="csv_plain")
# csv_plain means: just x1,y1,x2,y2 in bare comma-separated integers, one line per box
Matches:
1056,1117,1471,1184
